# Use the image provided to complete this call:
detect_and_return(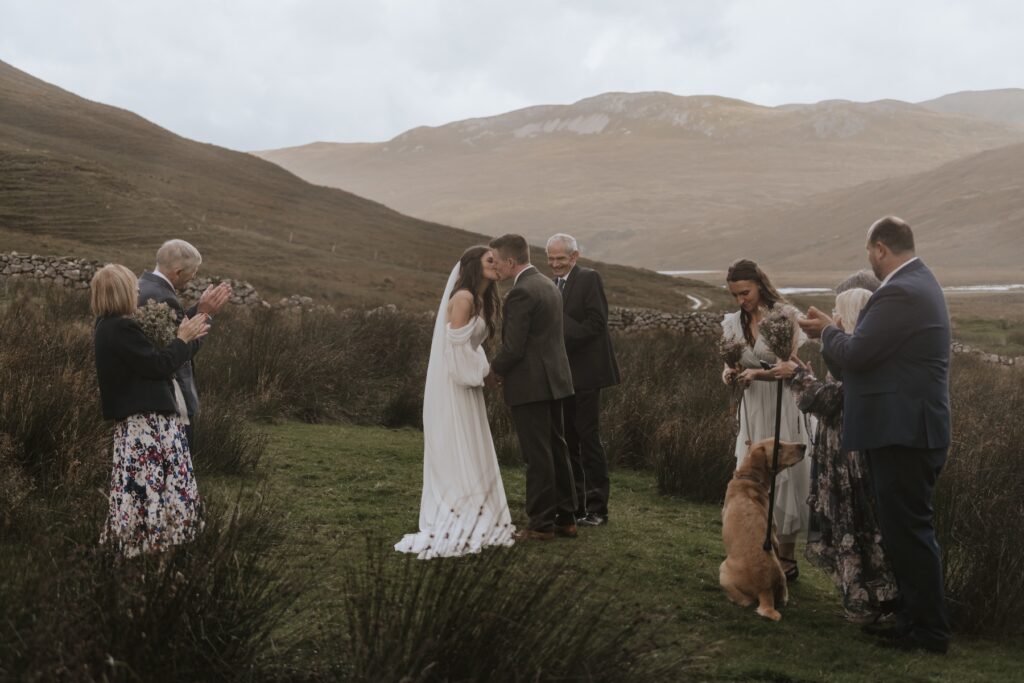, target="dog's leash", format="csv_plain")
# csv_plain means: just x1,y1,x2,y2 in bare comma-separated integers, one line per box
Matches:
761,362,785,552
